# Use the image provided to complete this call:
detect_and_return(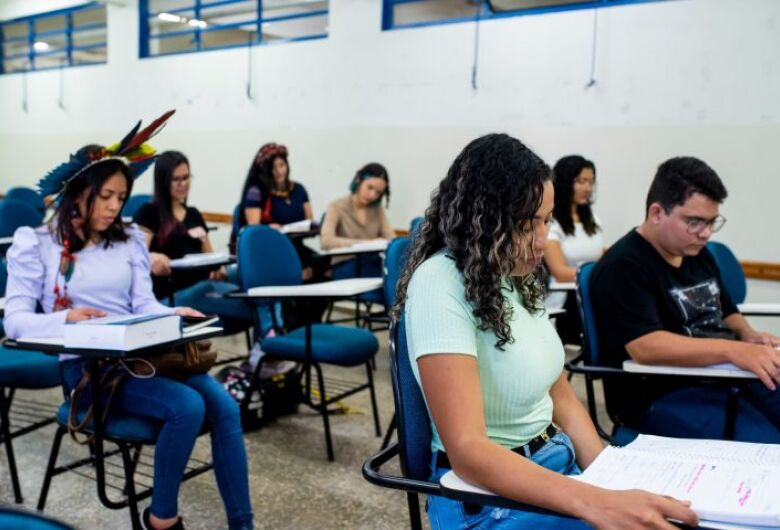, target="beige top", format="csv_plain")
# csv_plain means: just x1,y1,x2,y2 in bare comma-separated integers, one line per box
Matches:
320,196,395,261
